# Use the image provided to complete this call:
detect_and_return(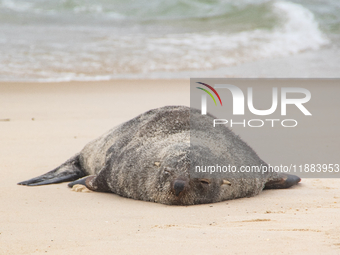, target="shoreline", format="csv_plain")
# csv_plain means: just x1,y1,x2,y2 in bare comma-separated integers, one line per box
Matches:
1,47,339,83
